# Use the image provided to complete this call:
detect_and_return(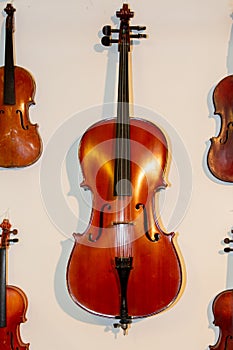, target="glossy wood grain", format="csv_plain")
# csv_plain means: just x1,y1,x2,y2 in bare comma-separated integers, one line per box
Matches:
67,118,182,318
207,76,233,182
210,290,233,350
0,66,42,167
0,285,29,350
